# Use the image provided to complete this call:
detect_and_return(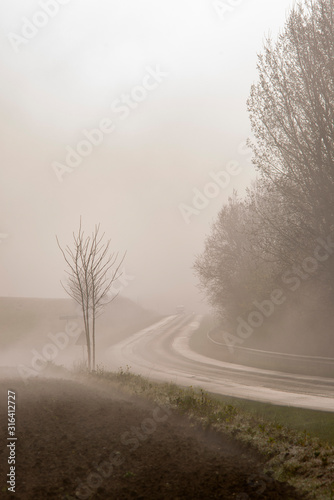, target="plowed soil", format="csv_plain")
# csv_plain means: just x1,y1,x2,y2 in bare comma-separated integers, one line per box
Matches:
0,377,306,499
